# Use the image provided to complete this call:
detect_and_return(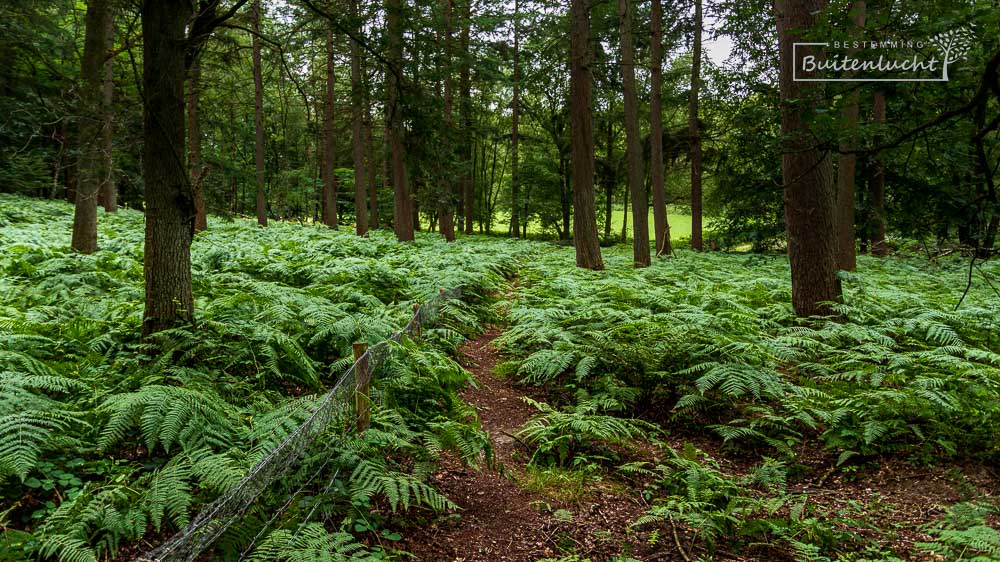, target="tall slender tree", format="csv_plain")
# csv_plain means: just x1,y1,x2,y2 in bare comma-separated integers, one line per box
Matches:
835,1,865,270
776,0,841,316
689,0,704,251
188,58,207,232
510,0,521,238
439,0,457,241
460,0,474,235
570,0,604,270
871,90,888,256
322,24,338,228
350,0,368,235
650,0,670,255
97,11,117,213
388,0,413,240
252,0,268,226
72,0,112,253
366,100,379,228
619,0,650,267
